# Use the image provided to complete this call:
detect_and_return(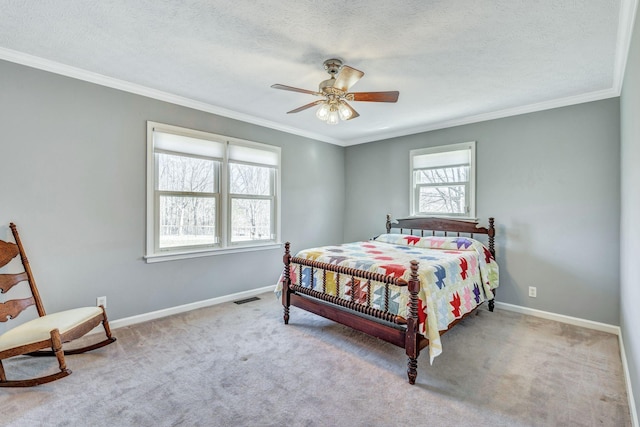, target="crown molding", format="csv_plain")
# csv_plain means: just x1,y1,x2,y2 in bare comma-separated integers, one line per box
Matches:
342,0,638,147
0,47,342,146
1,0,636,150
342,87,620,146
614,0,639,93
